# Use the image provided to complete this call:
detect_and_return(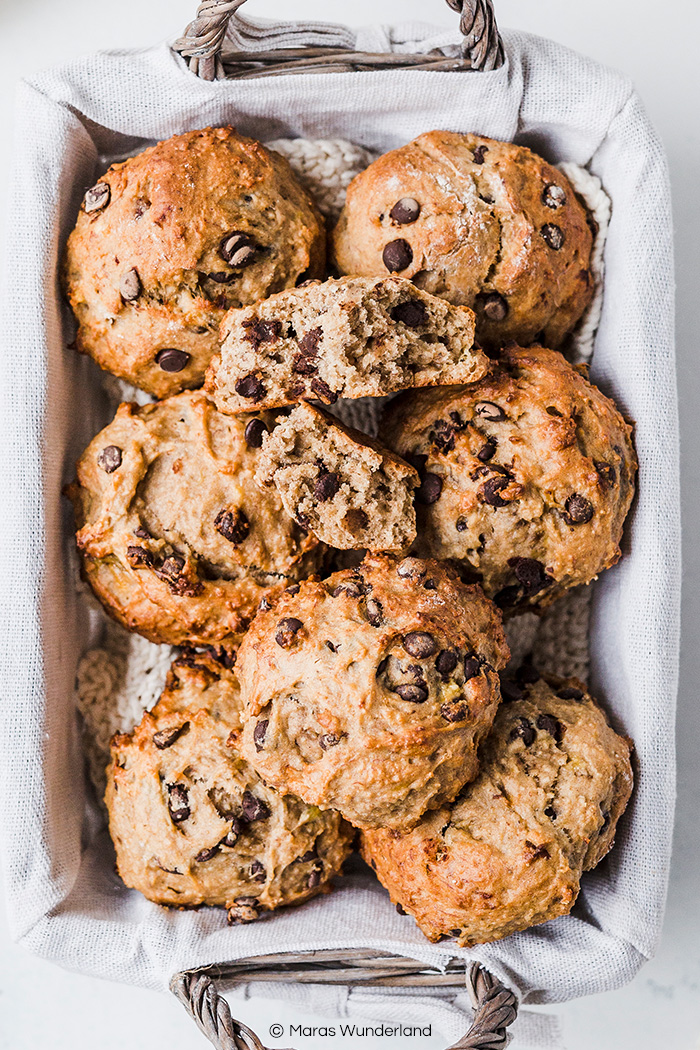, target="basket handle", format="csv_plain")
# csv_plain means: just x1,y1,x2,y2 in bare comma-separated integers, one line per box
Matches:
173,0,504,80
170,962,518,1050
